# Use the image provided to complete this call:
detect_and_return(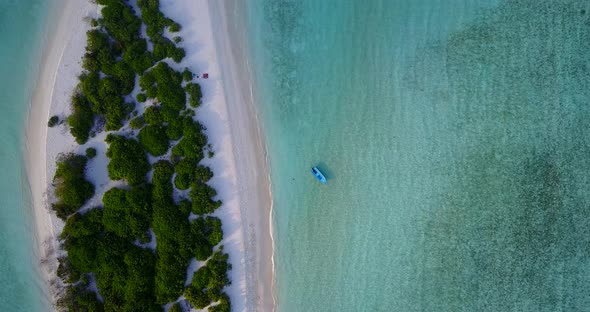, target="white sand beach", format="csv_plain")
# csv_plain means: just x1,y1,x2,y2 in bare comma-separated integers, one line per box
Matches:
25,0,275,310
25,0,95,301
